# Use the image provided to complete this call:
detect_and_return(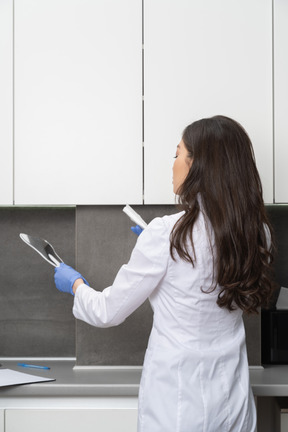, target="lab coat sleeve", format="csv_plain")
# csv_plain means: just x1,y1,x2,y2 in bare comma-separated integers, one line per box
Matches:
72,217,170,328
